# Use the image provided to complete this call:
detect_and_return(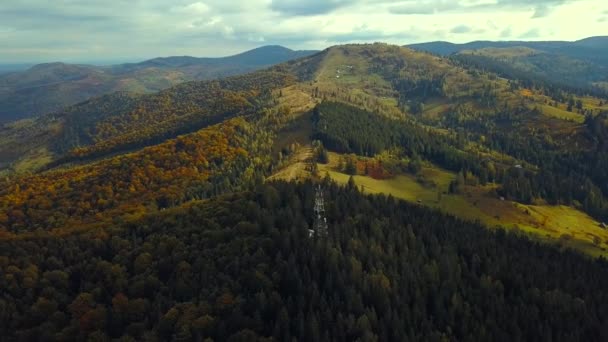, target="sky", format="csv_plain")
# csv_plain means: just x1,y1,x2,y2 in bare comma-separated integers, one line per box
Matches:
0,0,606,64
